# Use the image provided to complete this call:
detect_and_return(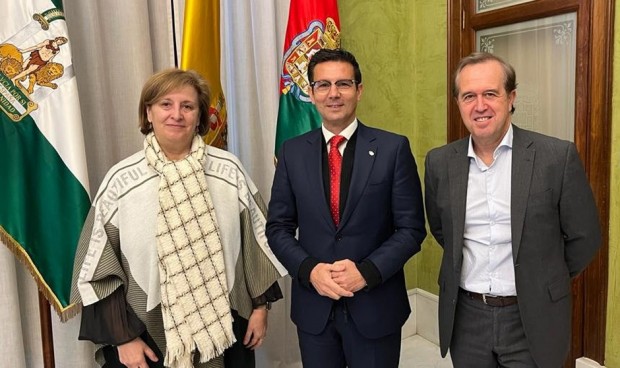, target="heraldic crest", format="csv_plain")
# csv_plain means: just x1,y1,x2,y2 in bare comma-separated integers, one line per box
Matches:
280,17,340,103
0,8,70,122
